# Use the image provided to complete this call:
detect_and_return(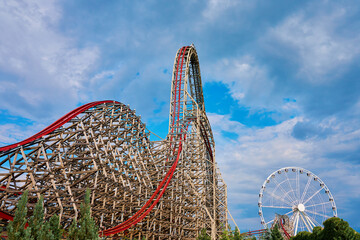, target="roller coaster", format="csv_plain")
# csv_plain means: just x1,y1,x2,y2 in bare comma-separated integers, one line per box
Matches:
0,45,228,239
